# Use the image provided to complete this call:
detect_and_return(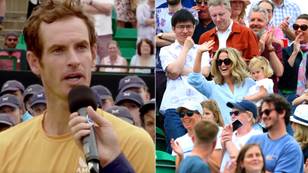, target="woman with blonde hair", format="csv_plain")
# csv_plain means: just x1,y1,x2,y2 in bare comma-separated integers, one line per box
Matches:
230,0,250,25
245,56,274,107
188,46,255,125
